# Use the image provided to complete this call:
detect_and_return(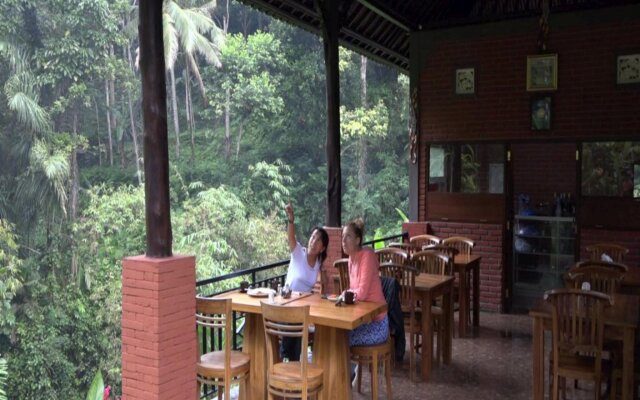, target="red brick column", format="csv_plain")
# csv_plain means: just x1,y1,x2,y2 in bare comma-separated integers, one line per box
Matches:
122,255,196,400
403,221,430,239
321,226,344,295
